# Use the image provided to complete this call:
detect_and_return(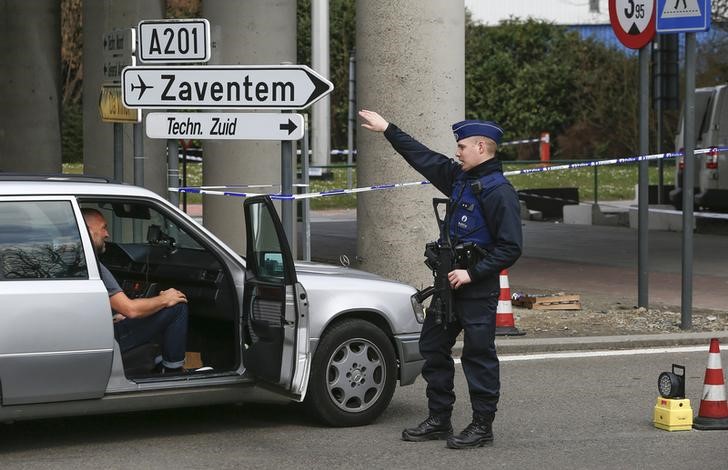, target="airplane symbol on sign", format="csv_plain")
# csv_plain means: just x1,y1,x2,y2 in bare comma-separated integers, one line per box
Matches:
130,76,153,99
